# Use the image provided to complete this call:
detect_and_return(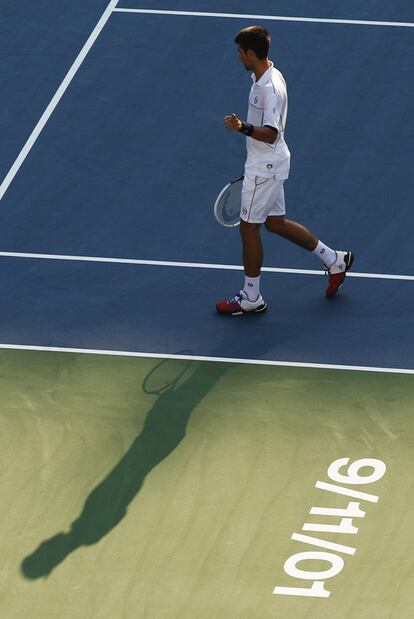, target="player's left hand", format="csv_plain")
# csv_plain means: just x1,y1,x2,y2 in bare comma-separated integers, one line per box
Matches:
224,113,242,132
